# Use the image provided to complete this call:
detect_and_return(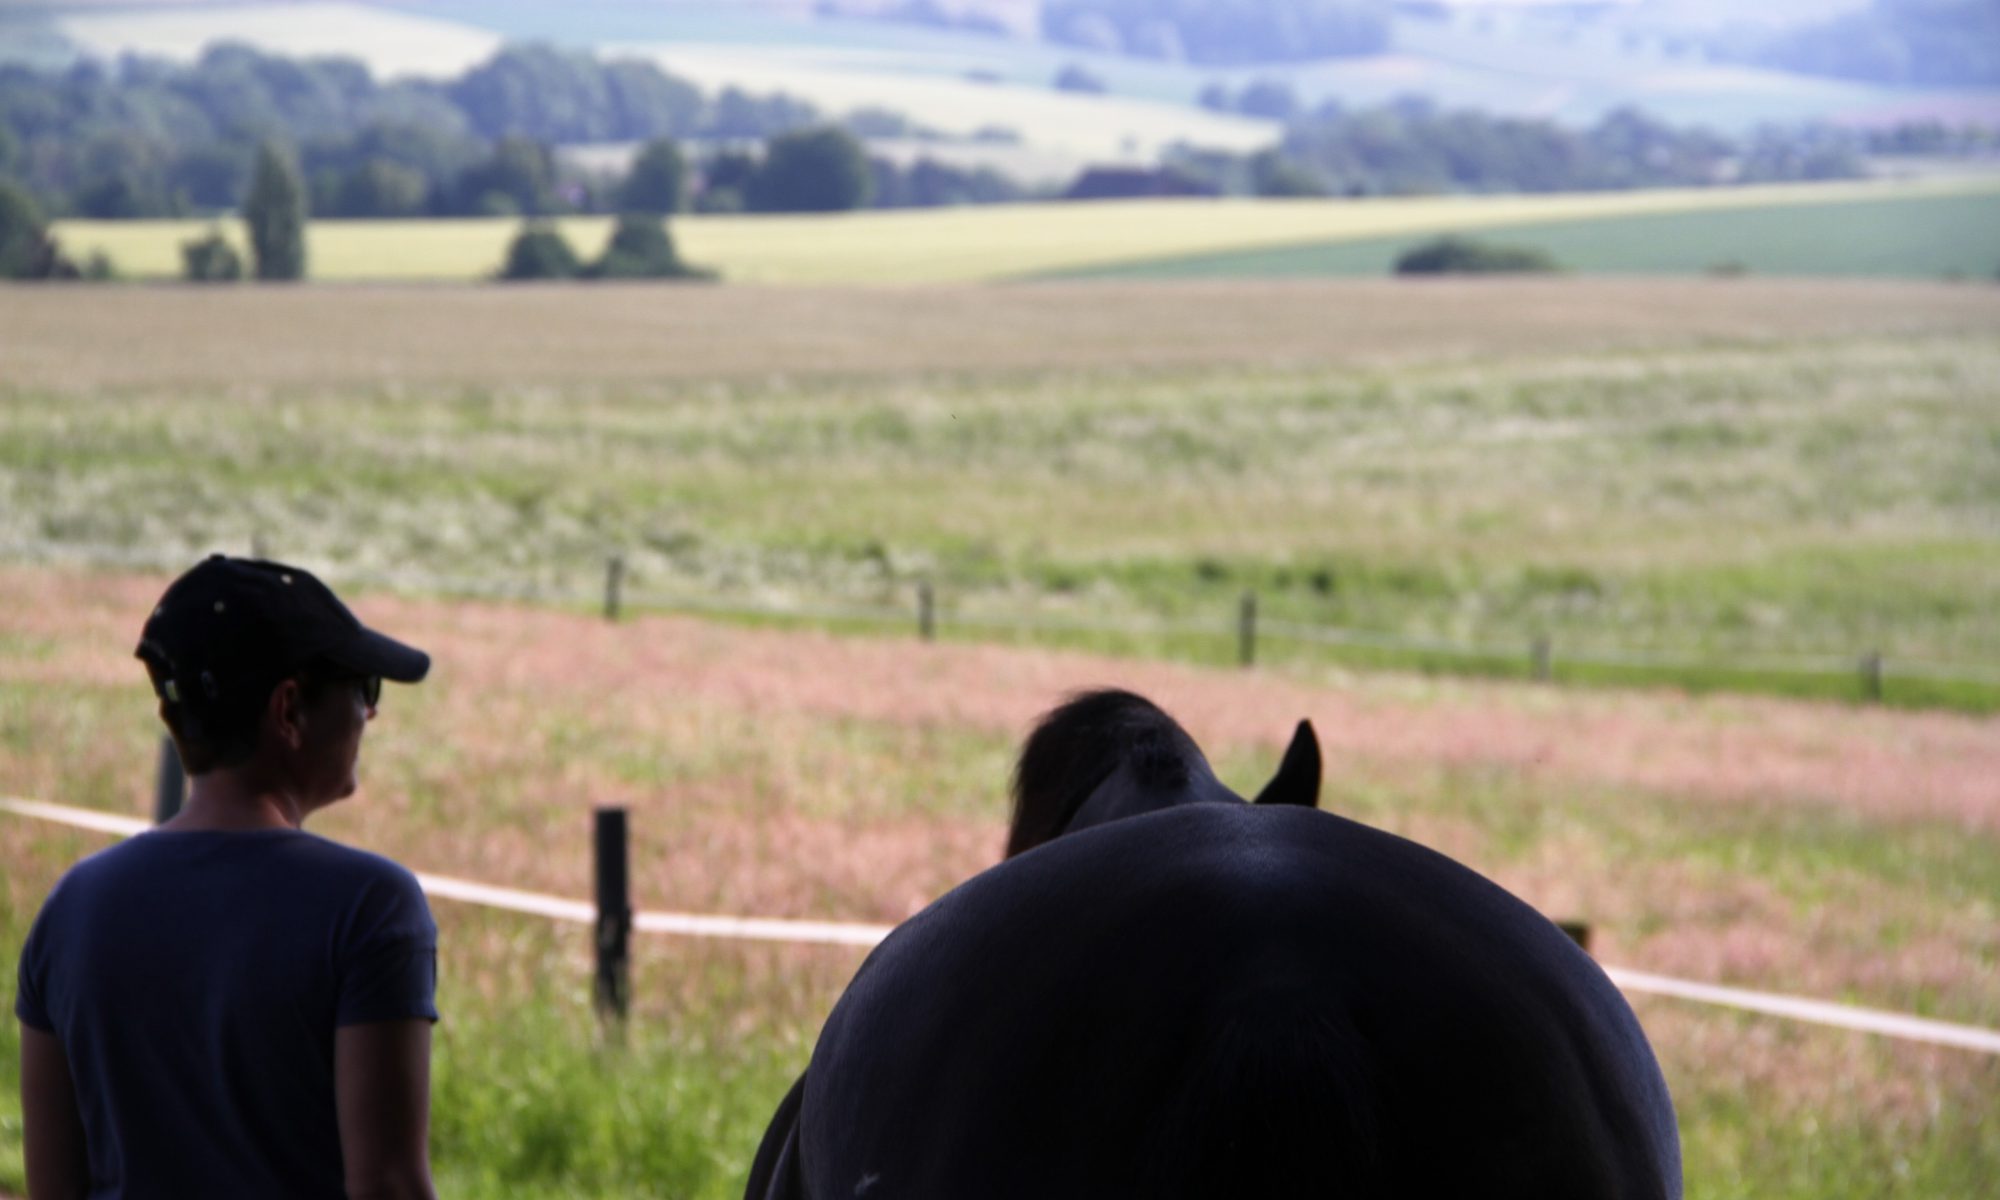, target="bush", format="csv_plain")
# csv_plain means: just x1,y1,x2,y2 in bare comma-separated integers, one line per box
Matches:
1393,235,1559,275
181,229,244,282
587,213,710,280
499,221,581,280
